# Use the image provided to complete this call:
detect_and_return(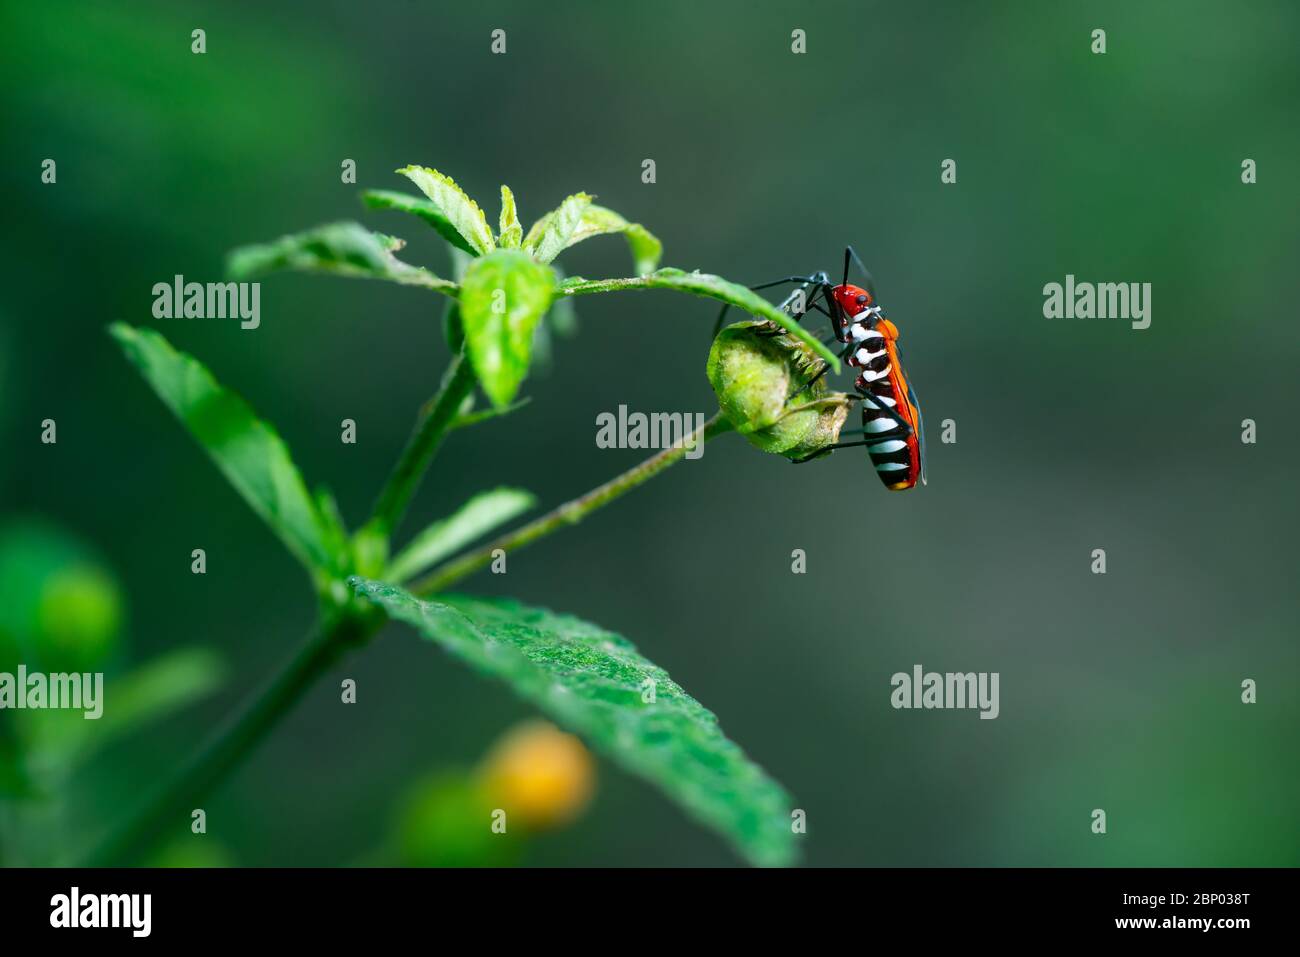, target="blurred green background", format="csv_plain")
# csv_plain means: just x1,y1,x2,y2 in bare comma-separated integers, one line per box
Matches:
1,0,1297,866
